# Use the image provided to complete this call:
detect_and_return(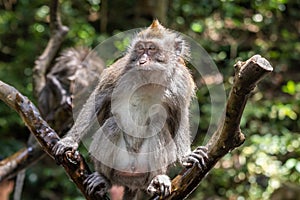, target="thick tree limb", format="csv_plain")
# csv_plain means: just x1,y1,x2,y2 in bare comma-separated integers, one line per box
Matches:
0,80,108,200
150,55,273,200
33,0,68,97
